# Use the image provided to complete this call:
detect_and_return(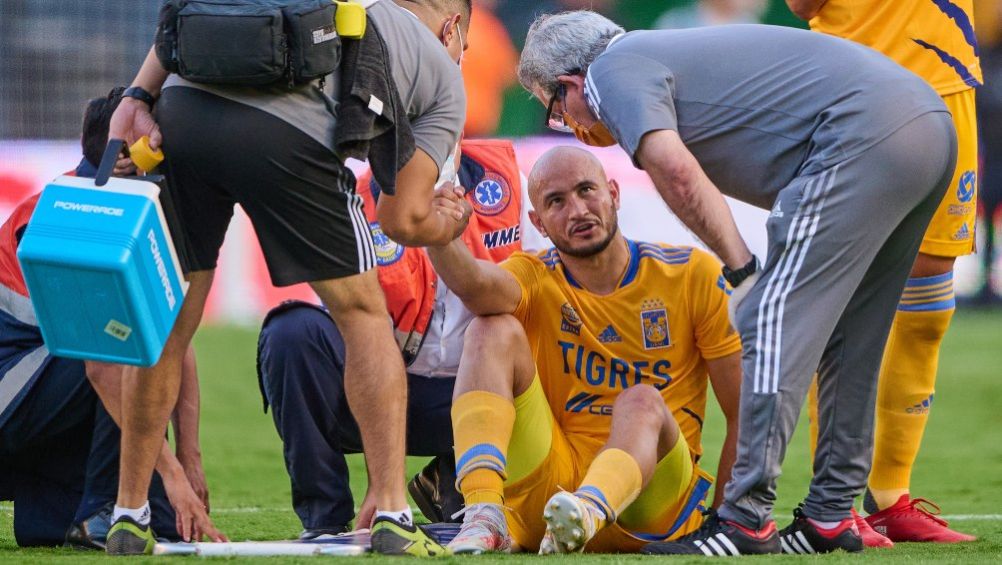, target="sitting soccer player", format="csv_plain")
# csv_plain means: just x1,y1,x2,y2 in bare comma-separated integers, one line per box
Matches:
426,146,742,553
0,88,209,549
256,139,546,537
